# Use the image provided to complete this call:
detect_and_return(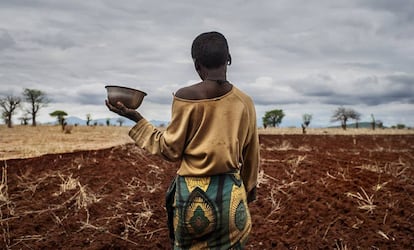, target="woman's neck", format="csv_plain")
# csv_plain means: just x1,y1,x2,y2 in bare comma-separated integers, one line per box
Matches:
198,65,227,81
